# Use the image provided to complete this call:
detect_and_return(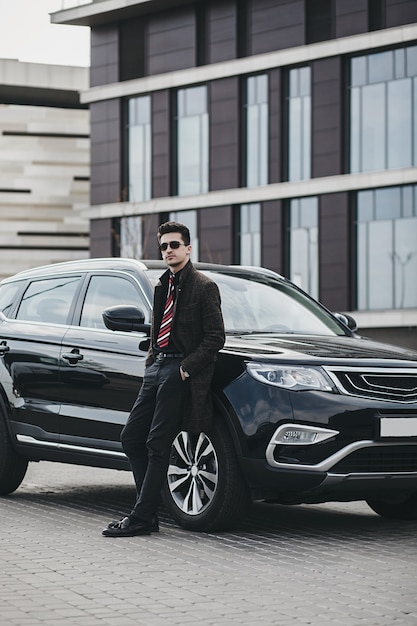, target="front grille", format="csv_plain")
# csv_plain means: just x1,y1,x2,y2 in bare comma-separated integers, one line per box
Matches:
331,445,417,473
325,367,417,403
